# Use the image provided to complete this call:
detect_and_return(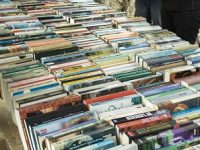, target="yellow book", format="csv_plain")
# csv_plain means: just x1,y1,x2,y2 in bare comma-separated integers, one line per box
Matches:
62,76,103,86
58,70,104,82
